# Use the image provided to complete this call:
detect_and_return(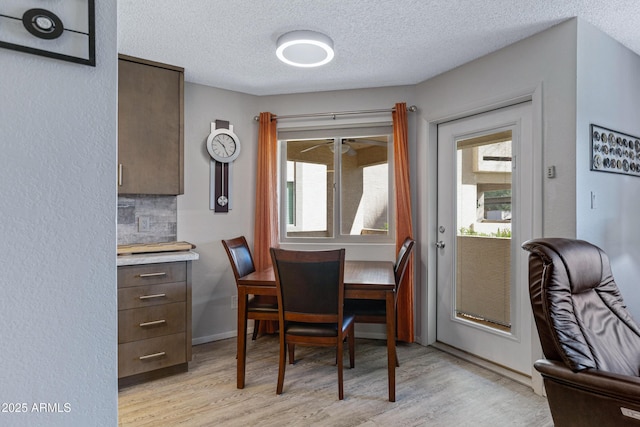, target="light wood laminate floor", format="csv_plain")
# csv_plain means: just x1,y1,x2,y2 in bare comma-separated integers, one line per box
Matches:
118,336,553,426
